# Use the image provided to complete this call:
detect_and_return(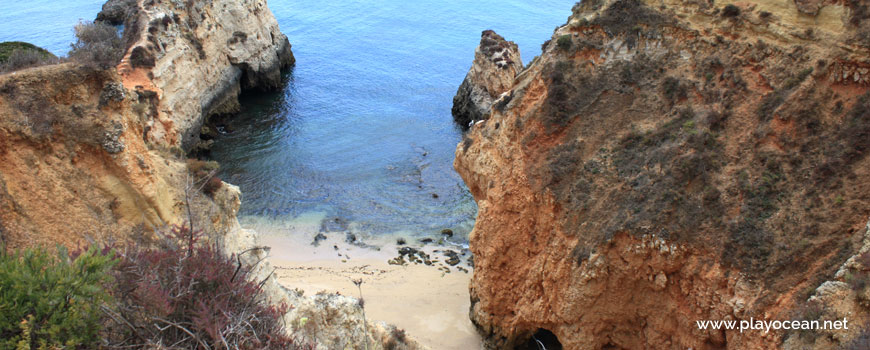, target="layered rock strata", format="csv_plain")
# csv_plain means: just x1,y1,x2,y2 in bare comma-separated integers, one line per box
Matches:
455,0,870,349
452,30,522,129
117,0,294,150
0,0,293,255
